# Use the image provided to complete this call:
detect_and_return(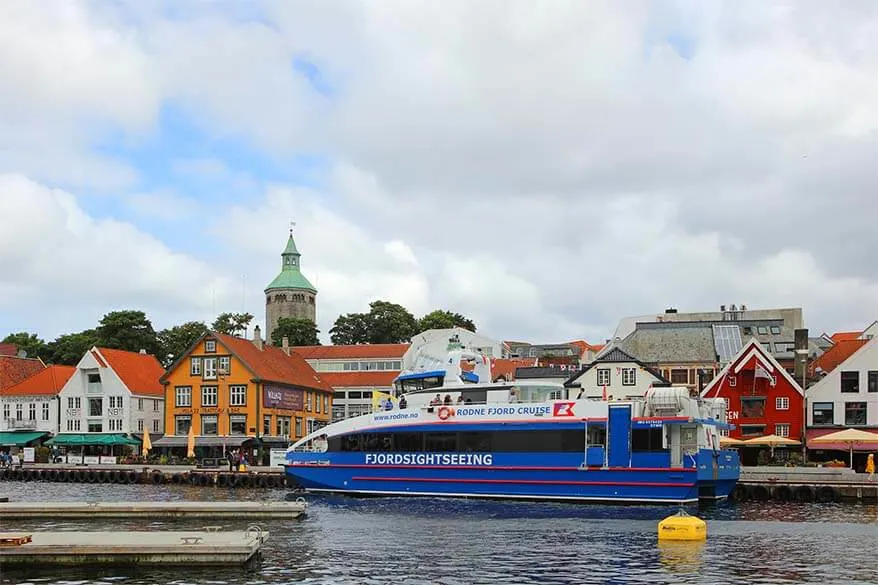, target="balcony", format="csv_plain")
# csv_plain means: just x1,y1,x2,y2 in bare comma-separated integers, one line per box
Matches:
7,419,37,430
